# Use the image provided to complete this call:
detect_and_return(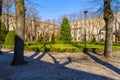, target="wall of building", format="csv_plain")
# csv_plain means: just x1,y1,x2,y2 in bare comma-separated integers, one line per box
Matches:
71,12,120,42
2,13,60,42
2,12,120,42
